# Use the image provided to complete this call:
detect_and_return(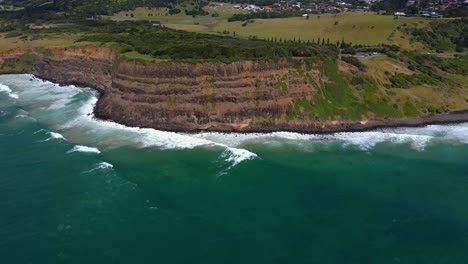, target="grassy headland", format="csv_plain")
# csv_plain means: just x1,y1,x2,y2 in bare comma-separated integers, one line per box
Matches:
0,5,467,125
